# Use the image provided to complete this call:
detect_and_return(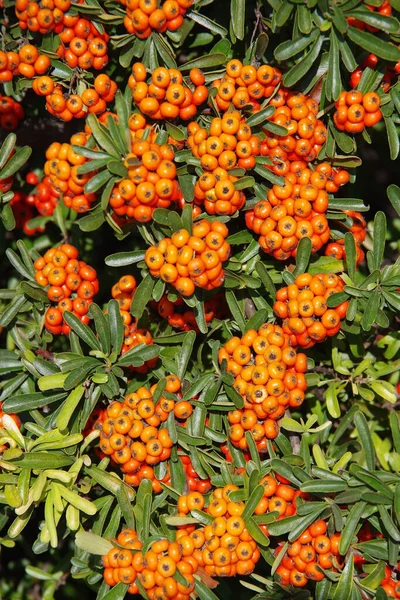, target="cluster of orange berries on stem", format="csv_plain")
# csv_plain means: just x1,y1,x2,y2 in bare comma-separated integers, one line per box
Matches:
212,59,282,112
0,95,24,131
187,113,260,172
56,18,110,71
98,375,194,493
34,73,117,122
325,210,367,266
275,520,342,587
33,243,99,335
112,134,180,223
178,484,261,577
0,44,50,81
110,275,156,372
273,273,349,349
245,161,350,260
98,390,174,493
154,293,227,332
102,527,199,598
16,0,77,34
333,90,382,133
44,132,97,213
218,323,308,446
25,175,60,218
145,221,231,296
260,90,327,172
120,0,194,39
129,63,208,121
